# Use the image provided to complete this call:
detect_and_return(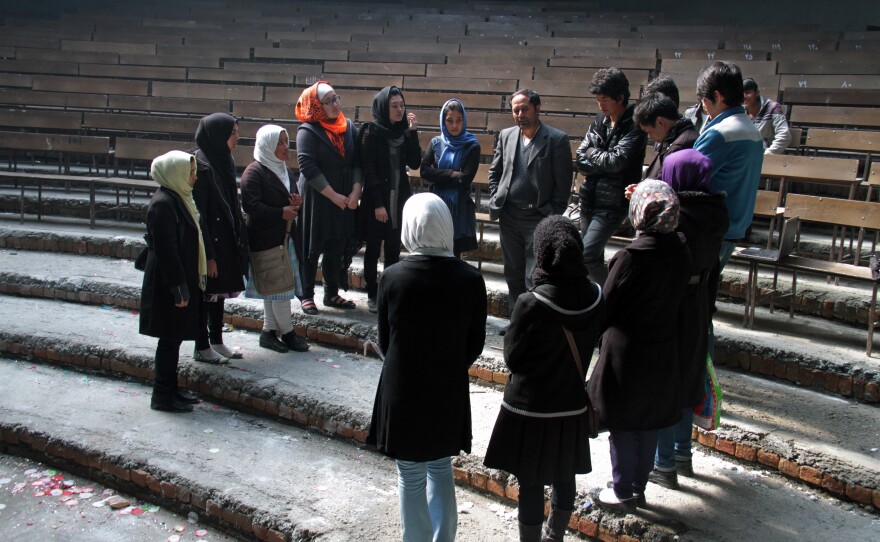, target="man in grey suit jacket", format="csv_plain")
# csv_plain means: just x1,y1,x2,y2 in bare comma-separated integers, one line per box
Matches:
488,89,573,319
